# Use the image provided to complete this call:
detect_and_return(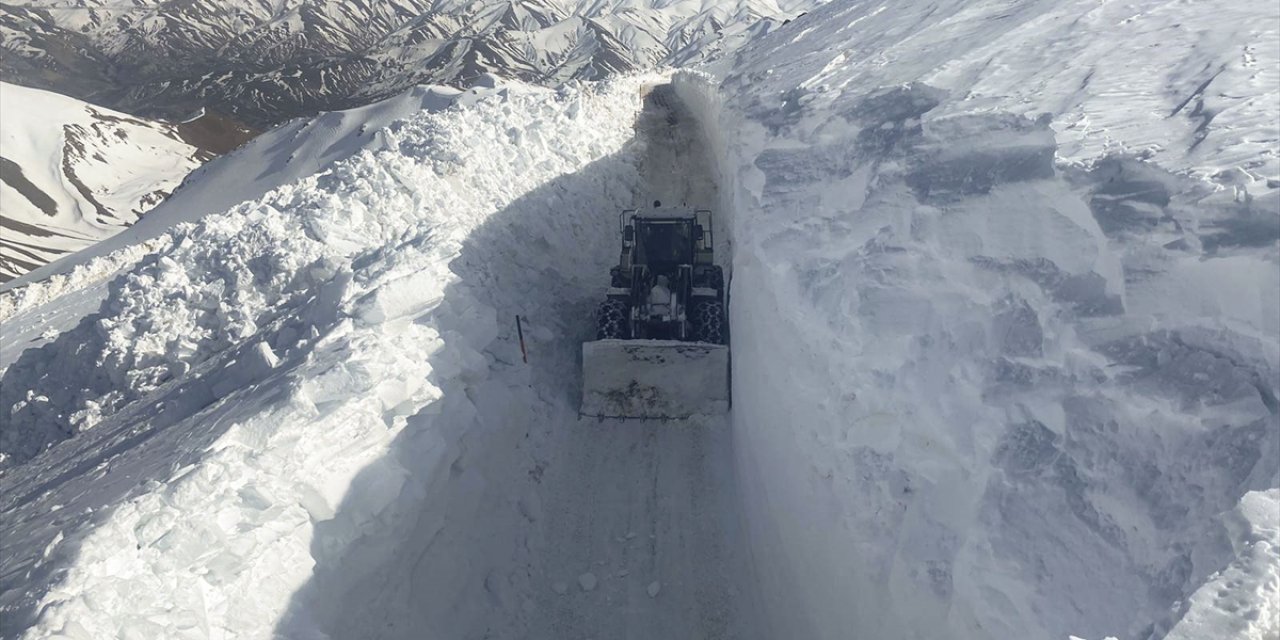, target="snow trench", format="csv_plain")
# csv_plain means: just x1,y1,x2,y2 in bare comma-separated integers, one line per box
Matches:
272,80,757,640
2,75,759,640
